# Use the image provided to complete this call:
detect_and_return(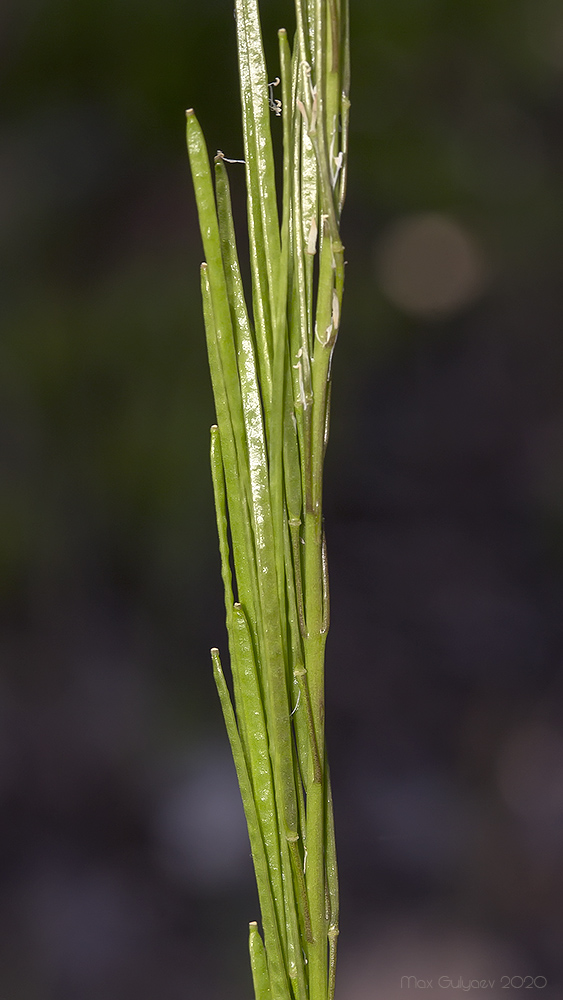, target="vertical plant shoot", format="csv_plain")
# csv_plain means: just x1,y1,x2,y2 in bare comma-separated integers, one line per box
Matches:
186,0,349,997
